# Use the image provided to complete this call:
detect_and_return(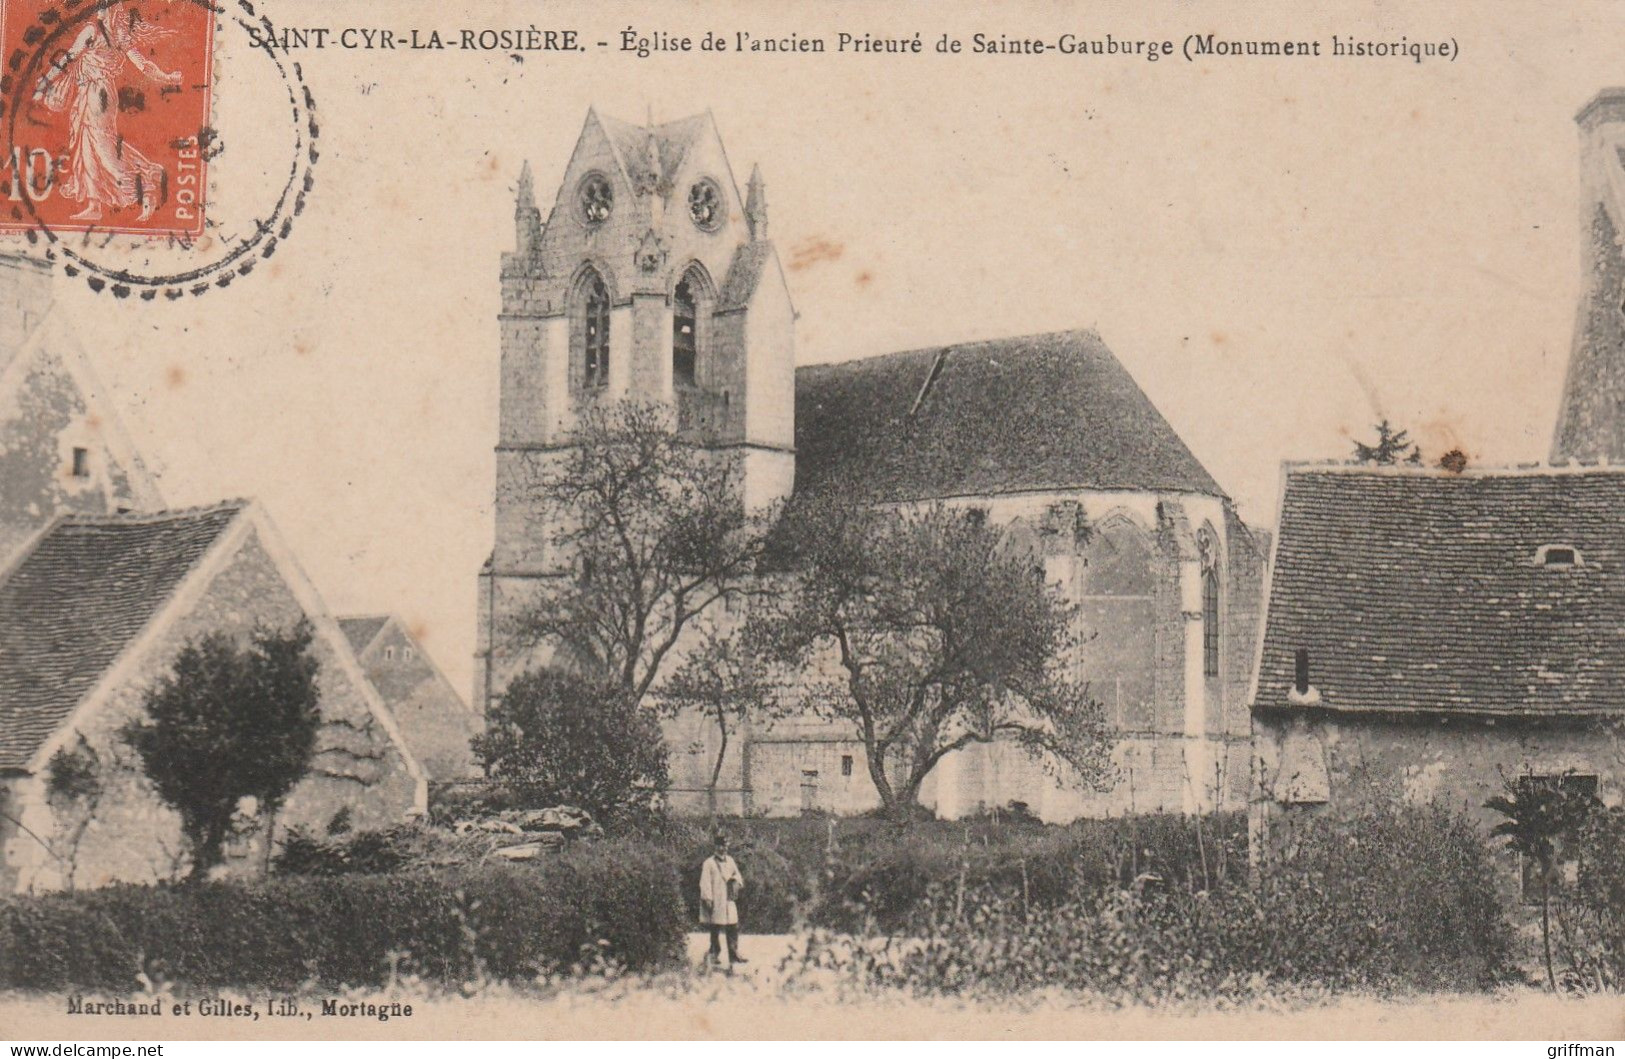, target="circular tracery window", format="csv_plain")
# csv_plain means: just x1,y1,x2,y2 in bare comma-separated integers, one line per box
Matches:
688,179,723,231
578,173,613,224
